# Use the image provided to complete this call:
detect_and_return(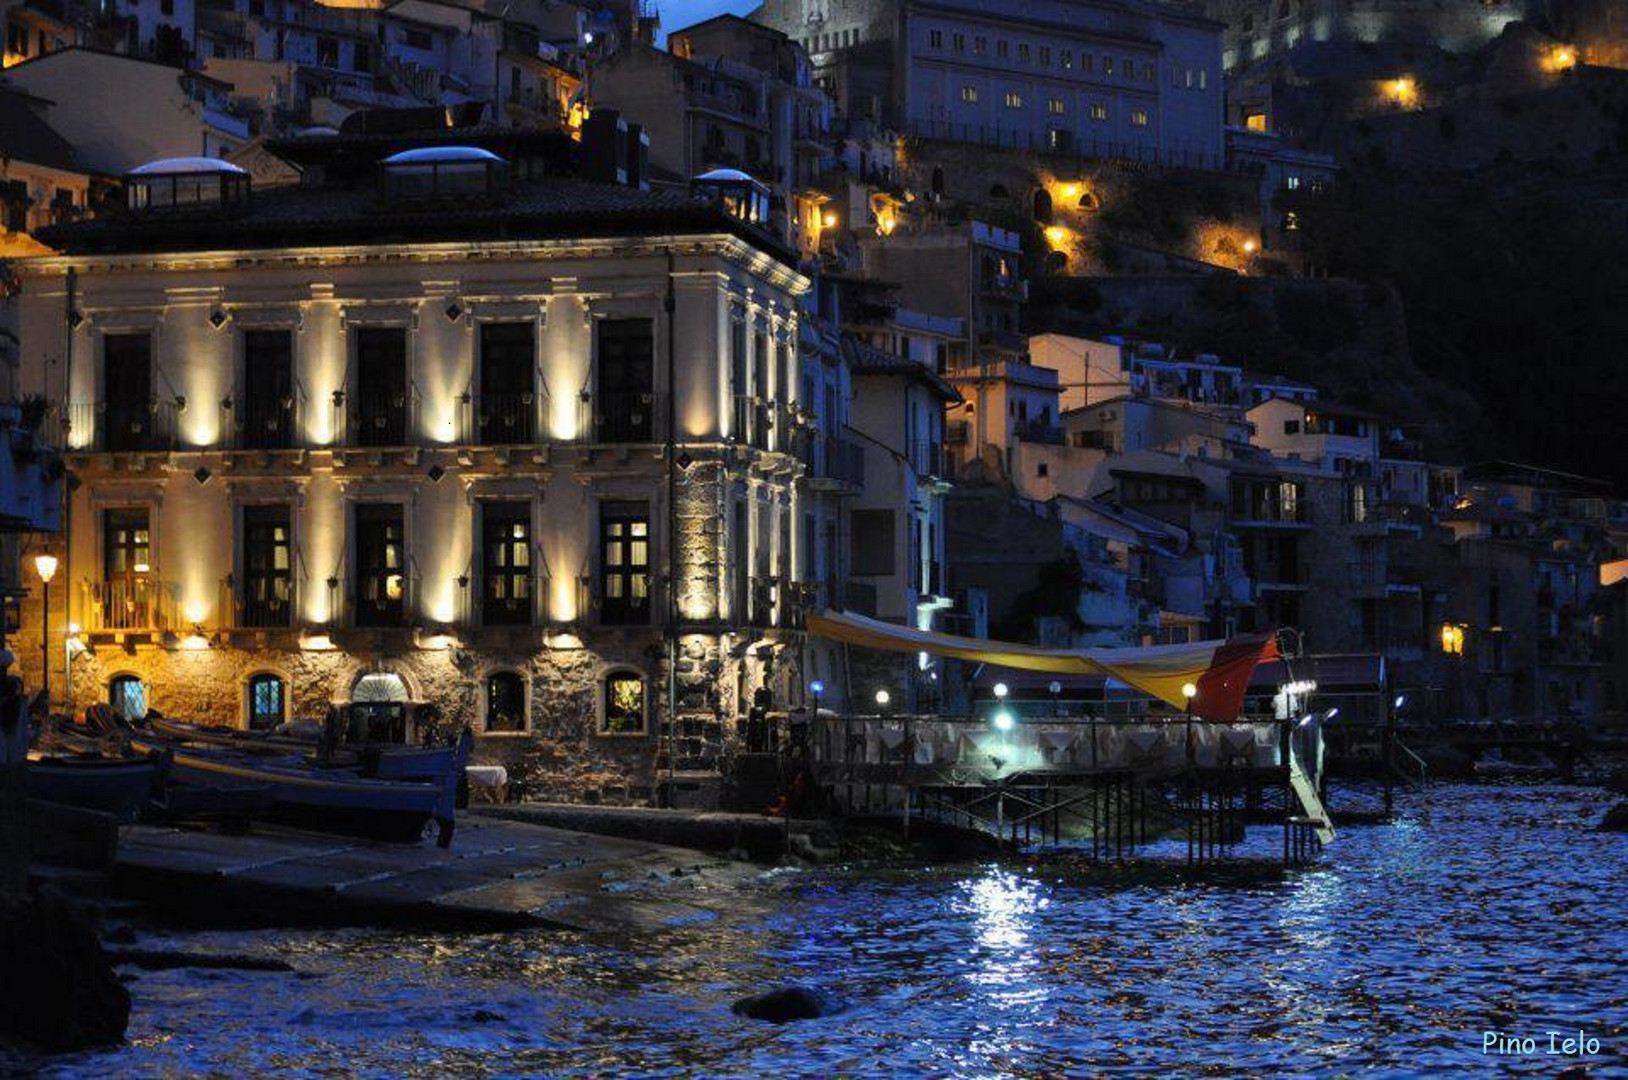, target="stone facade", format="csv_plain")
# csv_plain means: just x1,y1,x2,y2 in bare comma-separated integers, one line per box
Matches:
12,218,813,807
